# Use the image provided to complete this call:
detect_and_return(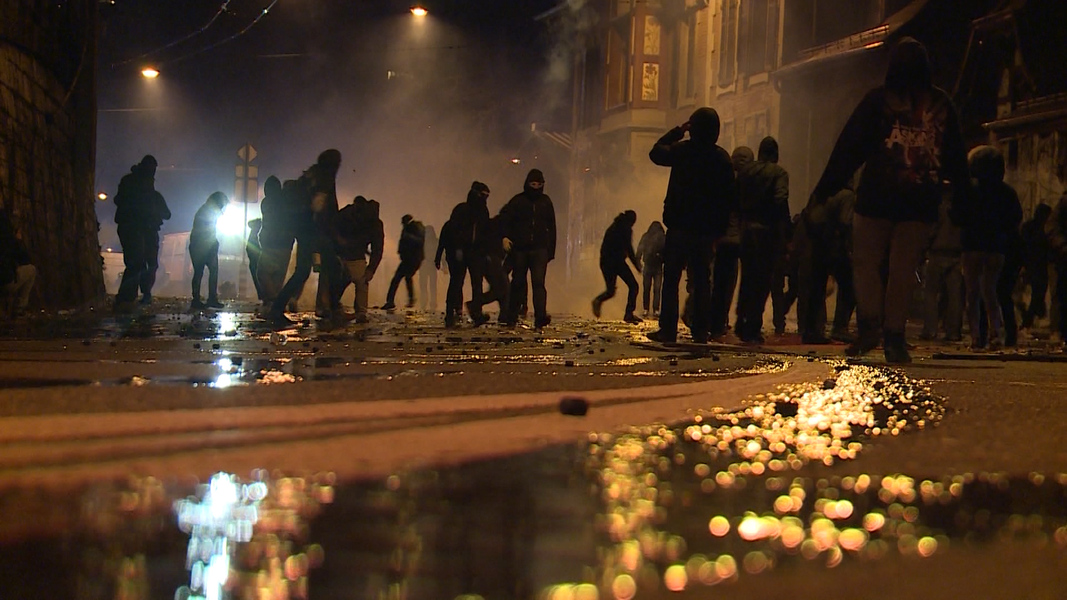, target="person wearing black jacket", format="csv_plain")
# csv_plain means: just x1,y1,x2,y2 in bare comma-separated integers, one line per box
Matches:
646,107,737,343
335,196,384,322
499,169,556,328
256,176,292,305
139,188,170,305
636,221,666,317
113,155,161,313
382,215,426,311
735,136,790,343
267,150,342,327
189,192,228,310
961,145,1023,350
592,210,643,323
810,38,971,363
437,181,491,327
